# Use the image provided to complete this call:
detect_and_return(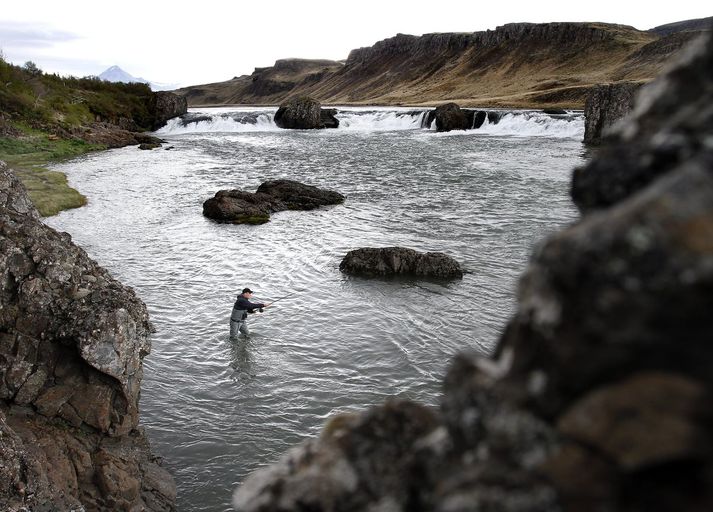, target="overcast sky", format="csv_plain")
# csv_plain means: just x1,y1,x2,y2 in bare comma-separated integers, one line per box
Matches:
1,1,710,87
